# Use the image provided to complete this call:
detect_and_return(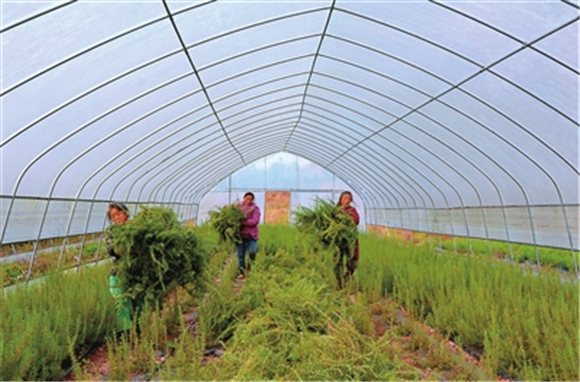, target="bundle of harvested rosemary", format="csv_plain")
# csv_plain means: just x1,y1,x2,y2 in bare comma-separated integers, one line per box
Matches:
293,198,358,285
208,204,246,246
106,206,209,304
